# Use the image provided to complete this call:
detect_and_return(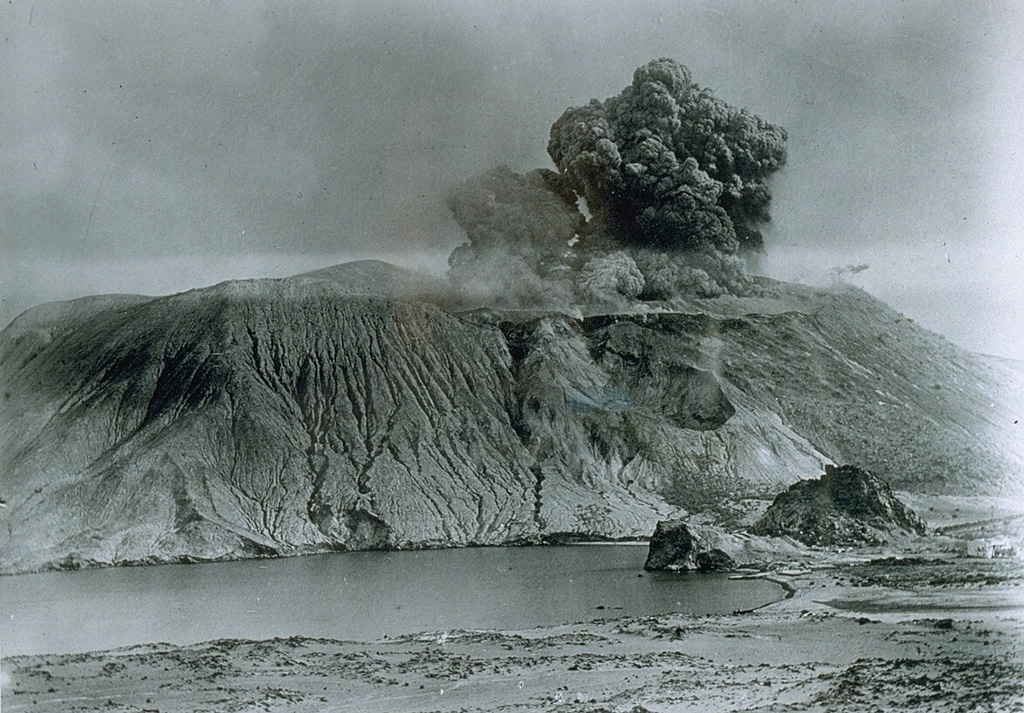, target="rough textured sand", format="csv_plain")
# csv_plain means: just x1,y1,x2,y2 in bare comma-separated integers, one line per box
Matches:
3,551,1022,712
